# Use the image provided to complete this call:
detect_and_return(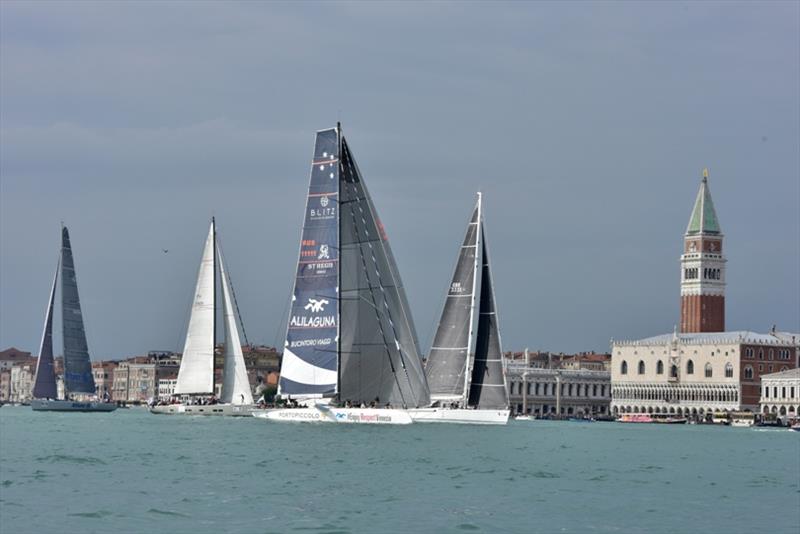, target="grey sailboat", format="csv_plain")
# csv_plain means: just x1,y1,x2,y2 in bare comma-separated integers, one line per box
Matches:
409,193,510,424
256,124,430,424
31,227,117,412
